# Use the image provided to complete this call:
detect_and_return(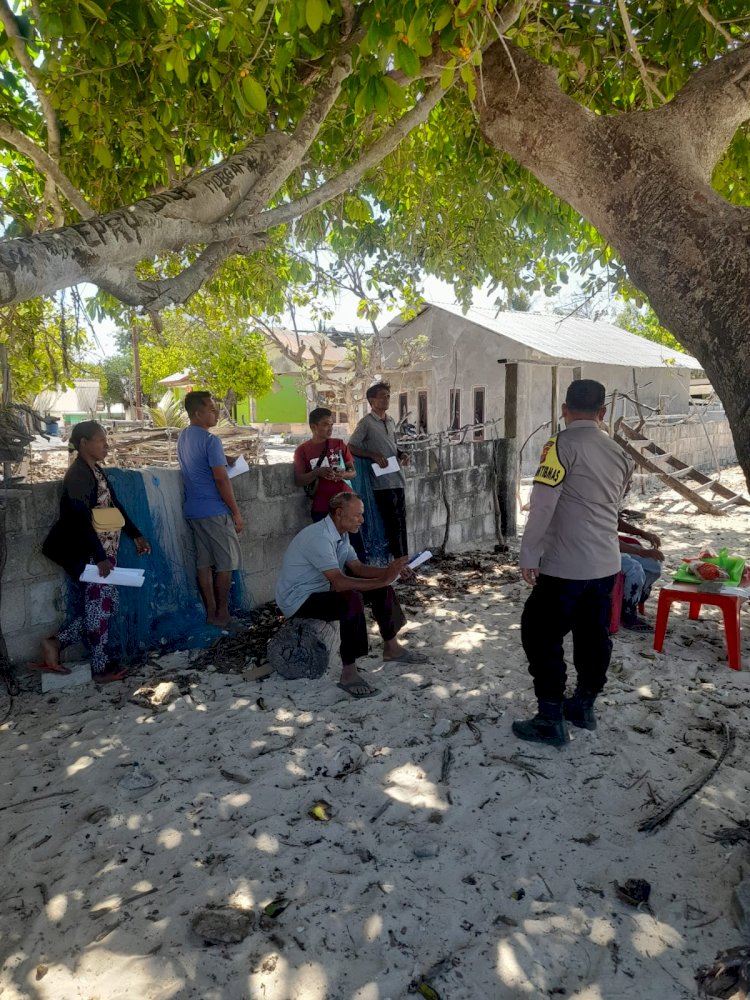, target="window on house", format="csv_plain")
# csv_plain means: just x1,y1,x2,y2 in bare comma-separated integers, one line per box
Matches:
449,388,461,432
473,387,486,440
398,392,408,421
417,391,428,434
